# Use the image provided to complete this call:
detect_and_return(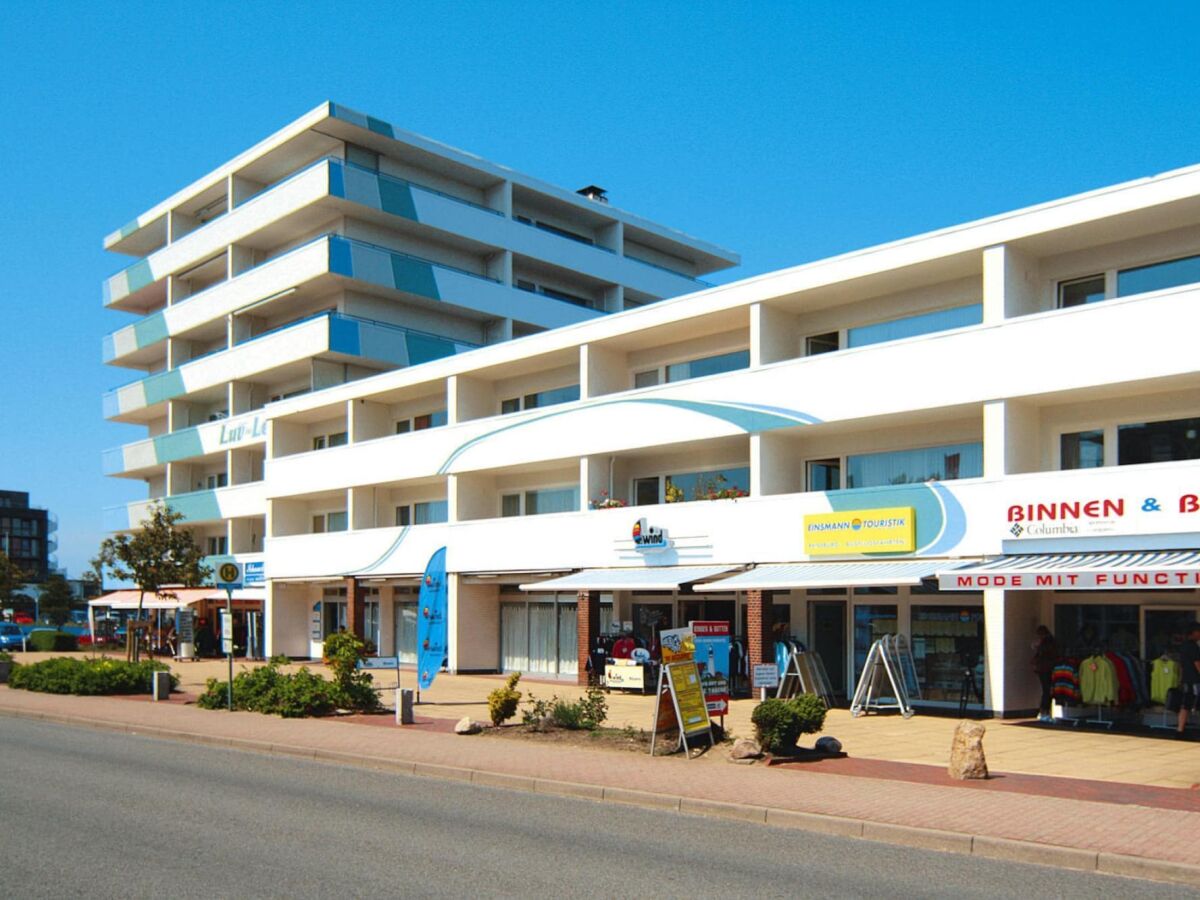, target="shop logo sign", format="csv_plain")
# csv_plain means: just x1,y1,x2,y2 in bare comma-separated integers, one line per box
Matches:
632,518,669,550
